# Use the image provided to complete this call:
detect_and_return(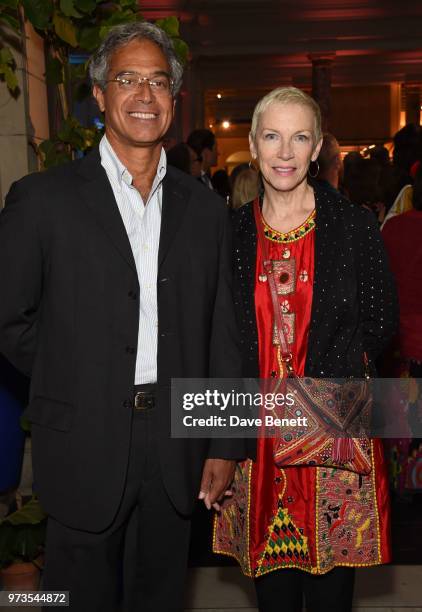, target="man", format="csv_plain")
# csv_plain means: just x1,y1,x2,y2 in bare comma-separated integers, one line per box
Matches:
0,22,244,612
316,131,343,192
187,128,218,189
